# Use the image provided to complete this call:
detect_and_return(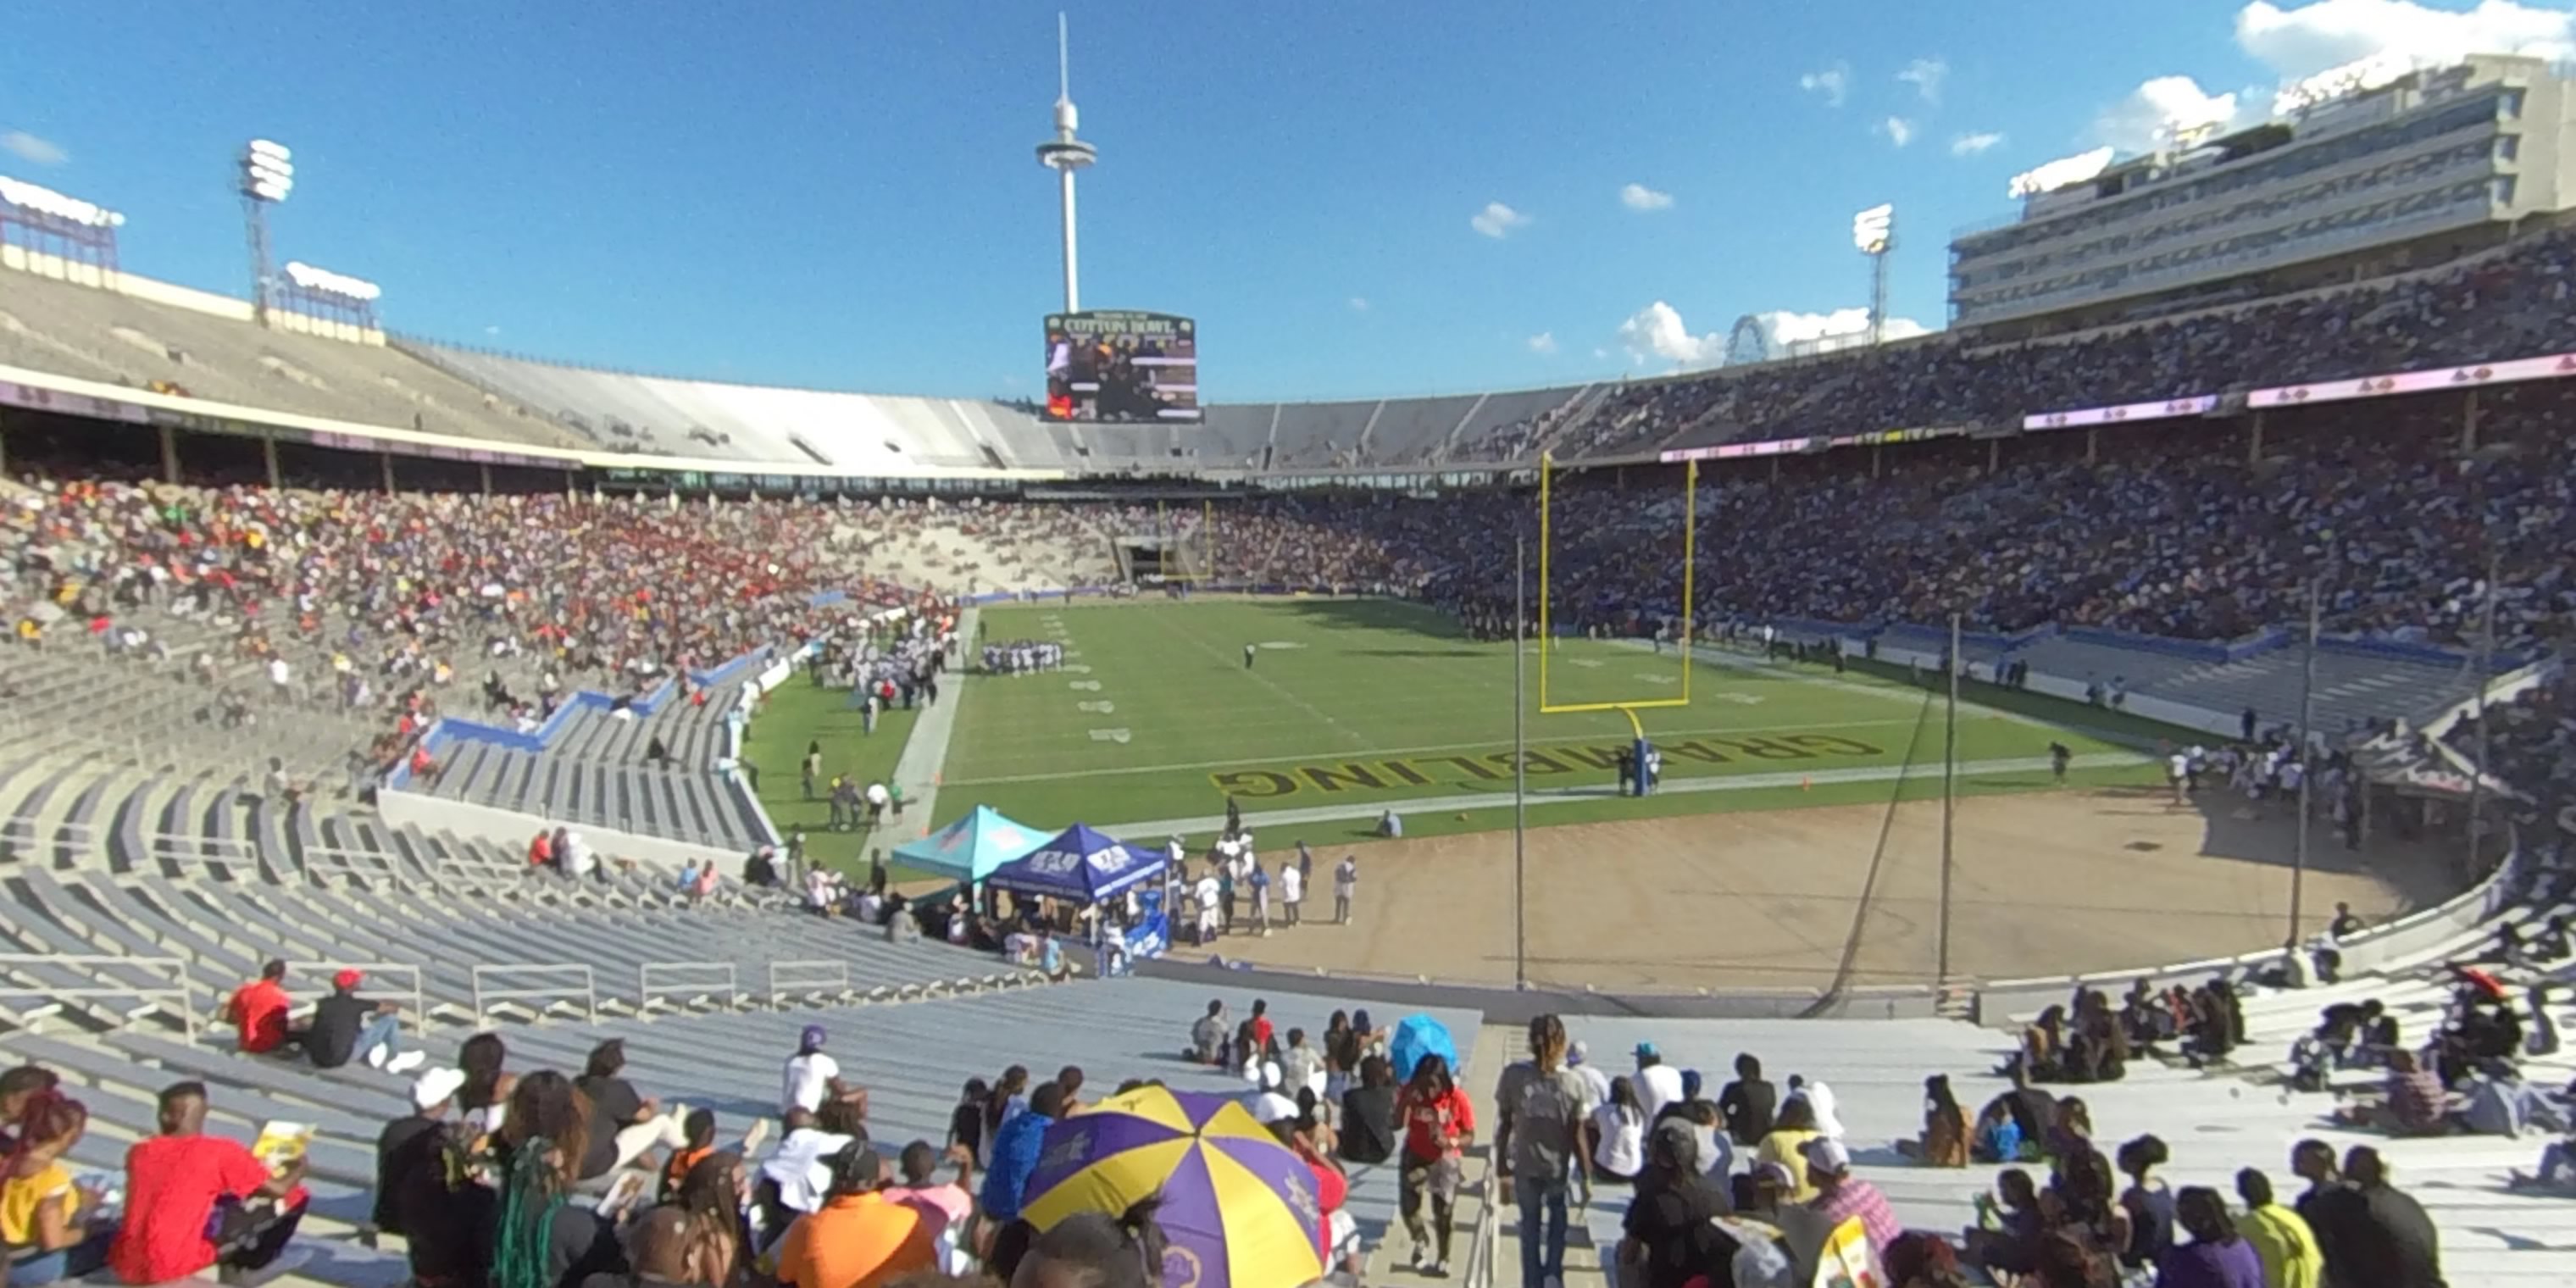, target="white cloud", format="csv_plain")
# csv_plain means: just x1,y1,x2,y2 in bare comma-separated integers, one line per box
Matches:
1347,296,1369,313
1897,57,1949,104
1949,130,2006,156
1618,182,1674,212
1616,301,1728,369
1,130,68,166
1879,116,1918,147
2235,0,2576,79
484,325,502,336
1799,62,1852,108
1526,331,1558,355
2093,75,2247,152
1470,201,1530,240
1592,347,1610,359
